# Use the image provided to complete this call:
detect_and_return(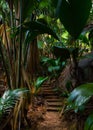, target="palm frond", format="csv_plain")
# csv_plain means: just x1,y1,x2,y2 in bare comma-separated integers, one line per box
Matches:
0,88,28,129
